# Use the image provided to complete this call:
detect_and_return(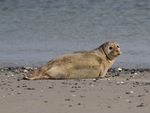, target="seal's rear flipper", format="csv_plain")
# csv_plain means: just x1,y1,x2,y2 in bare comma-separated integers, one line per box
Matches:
24,69,40,80
24,69,50,80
